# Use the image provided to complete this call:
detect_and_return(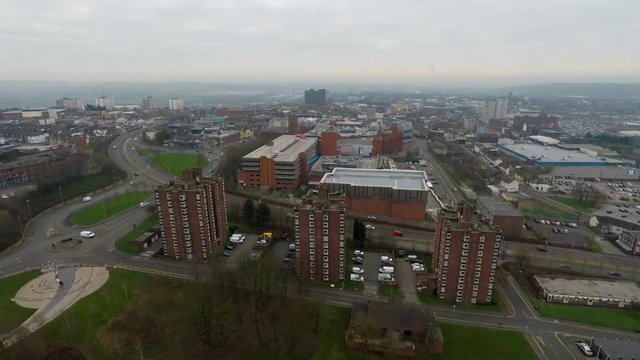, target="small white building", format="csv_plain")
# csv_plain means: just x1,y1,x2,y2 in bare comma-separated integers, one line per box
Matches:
500,179,519,193
529,183,551,192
